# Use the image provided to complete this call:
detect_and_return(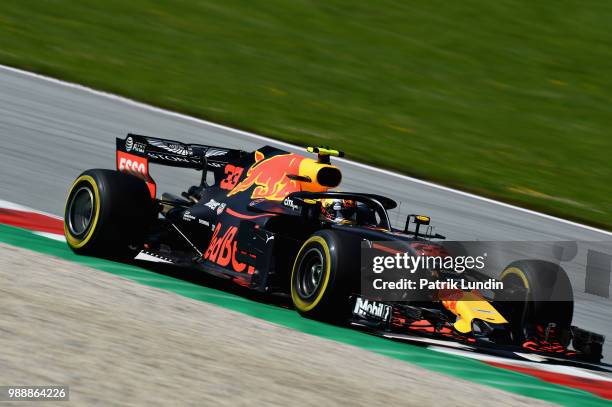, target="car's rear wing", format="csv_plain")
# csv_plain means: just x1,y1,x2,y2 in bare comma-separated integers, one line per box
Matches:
116,134,246,198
